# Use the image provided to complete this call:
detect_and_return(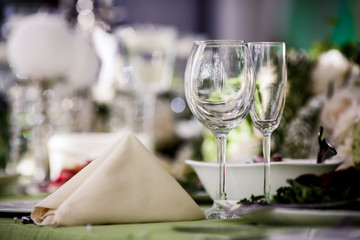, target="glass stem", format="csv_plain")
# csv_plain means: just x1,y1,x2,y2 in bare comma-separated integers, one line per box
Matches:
143,93,156,142
215,133,227,201
263,133,271,202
